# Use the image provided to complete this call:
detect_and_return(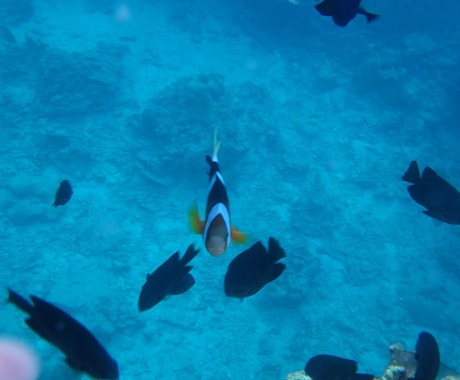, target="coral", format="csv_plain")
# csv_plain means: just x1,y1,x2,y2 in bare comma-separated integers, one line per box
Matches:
285,371,310,380
135,73,226,185
35,49,122,118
